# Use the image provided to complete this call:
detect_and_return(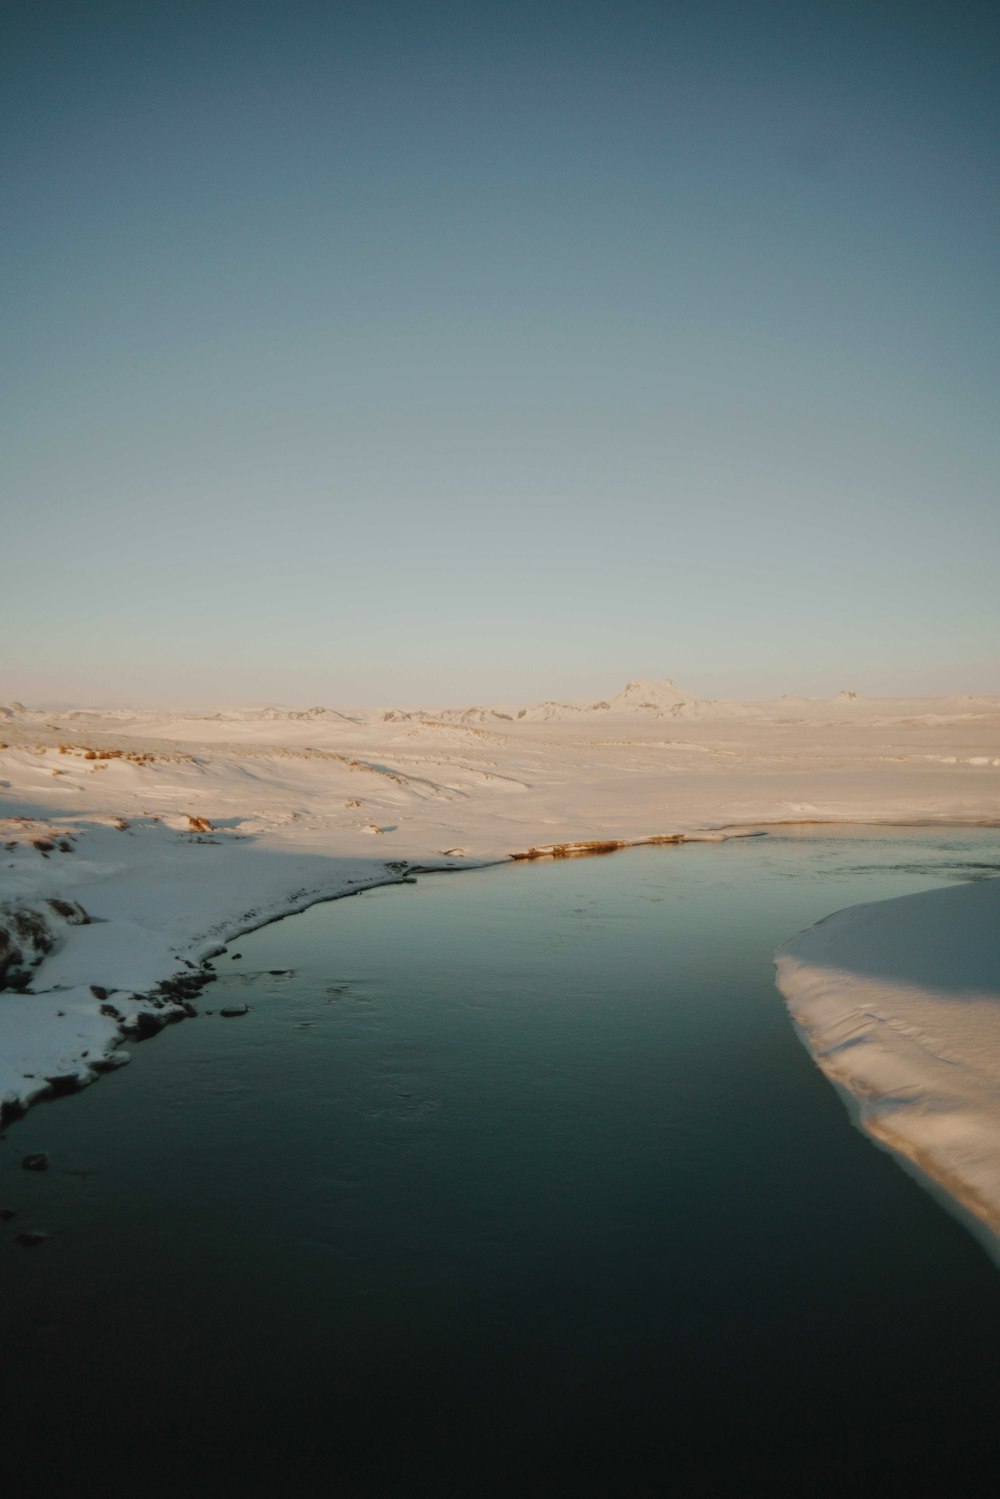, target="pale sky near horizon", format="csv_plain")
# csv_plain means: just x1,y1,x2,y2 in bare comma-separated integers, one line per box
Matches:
3,0,998,707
